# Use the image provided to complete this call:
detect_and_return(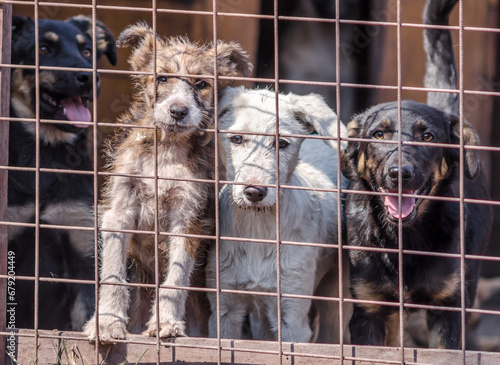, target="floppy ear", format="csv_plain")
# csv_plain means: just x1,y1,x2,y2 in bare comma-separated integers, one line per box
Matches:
340,117,367,180
211,41,253,87
117,22,159,71
448,114,481,179
11,16,35,64
12,15,34,39
286,93,347,151
67,15,117,66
